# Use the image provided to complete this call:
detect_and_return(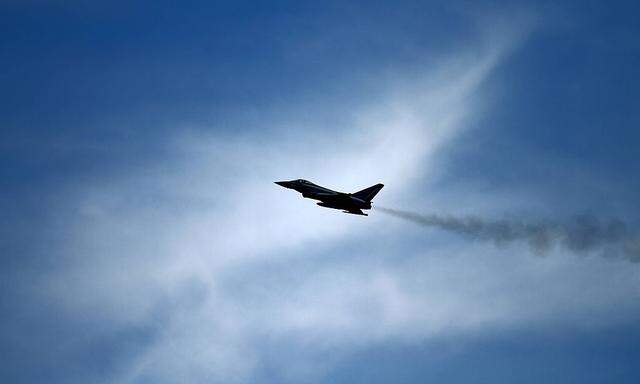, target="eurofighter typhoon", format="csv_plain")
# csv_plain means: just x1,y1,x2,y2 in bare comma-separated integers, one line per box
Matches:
275,179,384,216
